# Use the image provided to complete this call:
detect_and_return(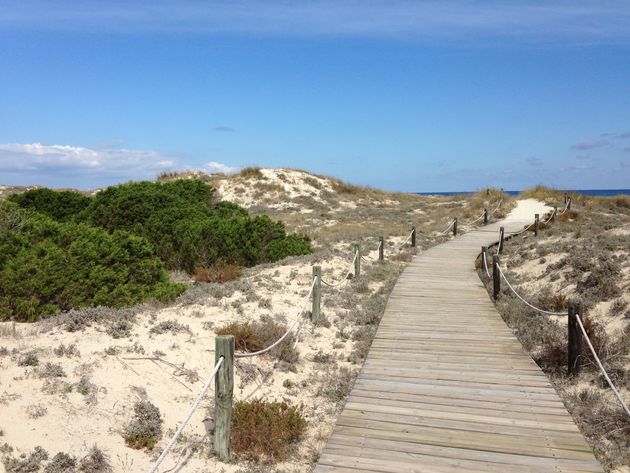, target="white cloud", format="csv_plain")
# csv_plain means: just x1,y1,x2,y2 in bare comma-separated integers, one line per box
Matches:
201,161,240,174
0,142,174,174
0,142,238,188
